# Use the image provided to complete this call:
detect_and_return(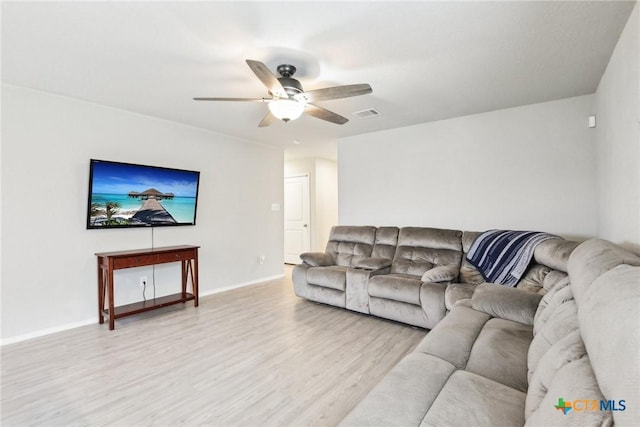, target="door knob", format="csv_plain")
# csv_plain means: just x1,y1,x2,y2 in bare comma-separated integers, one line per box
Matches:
303,224,308,227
